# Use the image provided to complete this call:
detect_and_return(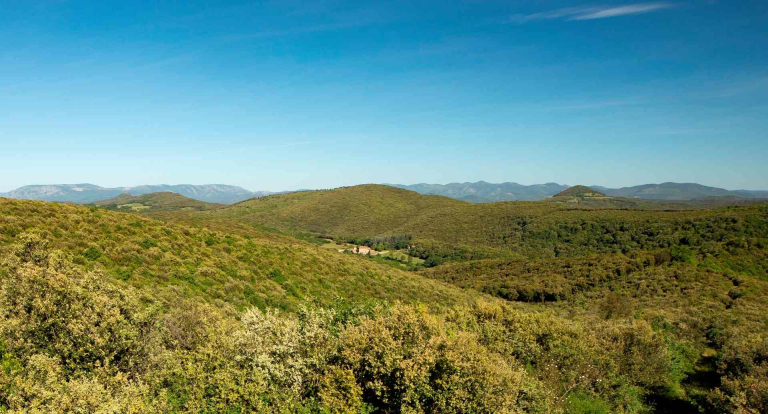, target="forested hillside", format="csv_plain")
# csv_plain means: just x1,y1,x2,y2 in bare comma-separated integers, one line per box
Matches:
199,185,768,265
205,185,467,236
1,193,766,412
0,198,476,311
4,0,767,411
95,192,224,213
